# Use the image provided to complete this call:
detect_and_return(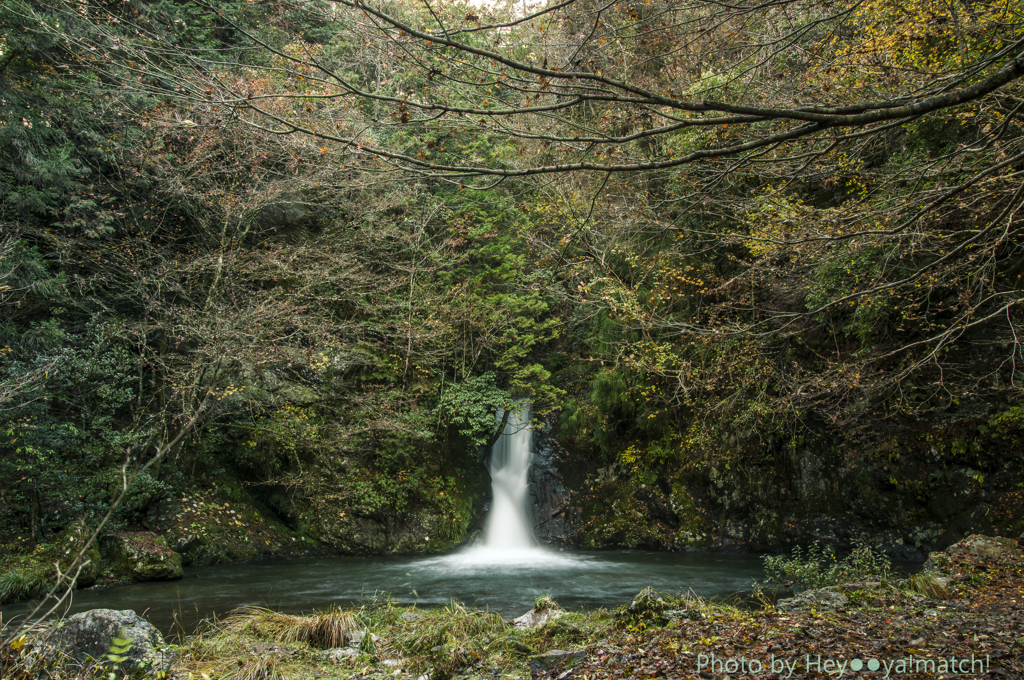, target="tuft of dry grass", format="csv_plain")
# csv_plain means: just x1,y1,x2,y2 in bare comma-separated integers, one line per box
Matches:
906,572,953,600
307,605,353,649
222,605,355,649
223,607,309,642
222,653,282,680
